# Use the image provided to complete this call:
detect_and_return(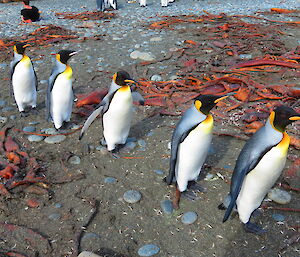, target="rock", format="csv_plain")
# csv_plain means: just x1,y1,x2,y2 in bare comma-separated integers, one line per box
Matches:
181,211,198,225
29,121,39,125
40,80,48,84
123,190,142,203
147,131,154,137
104,177,117,184
43,128,58,135
23,126,36,133
138,244,160,256
130,50,155,61
160,200,174,214
268,188,291,204
150,74,162,81
96,146,109,155
239,54,252,60
26,198,40,208
272,213,285,222
204,173,218,181
54,203,62,208
167,142,171,150
80,232,102,253
150,37,162,42
2,107,14,112
137,139,146,147
68,155,81,165
9,115,16,120
28,135,45,142
78,251,101,257
48,213,61,220
169,75,180,80
0,116,8,123
82,232,101,240
44,135,66,144
125,141,136,150
0,100,7,107
153,169,164,175
70,123,80,130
